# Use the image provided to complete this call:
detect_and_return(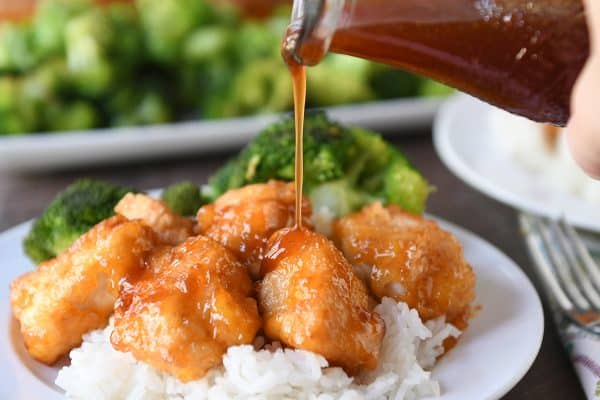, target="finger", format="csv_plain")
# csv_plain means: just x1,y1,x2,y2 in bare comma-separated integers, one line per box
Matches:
585,0,600,47
567,0,600,178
